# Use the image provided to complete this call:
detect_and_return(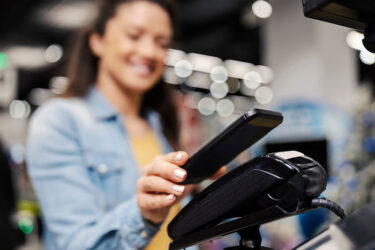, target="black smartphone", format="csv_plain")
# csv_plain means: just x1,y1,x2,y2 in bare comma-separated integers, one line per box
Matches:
181,109,283,184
